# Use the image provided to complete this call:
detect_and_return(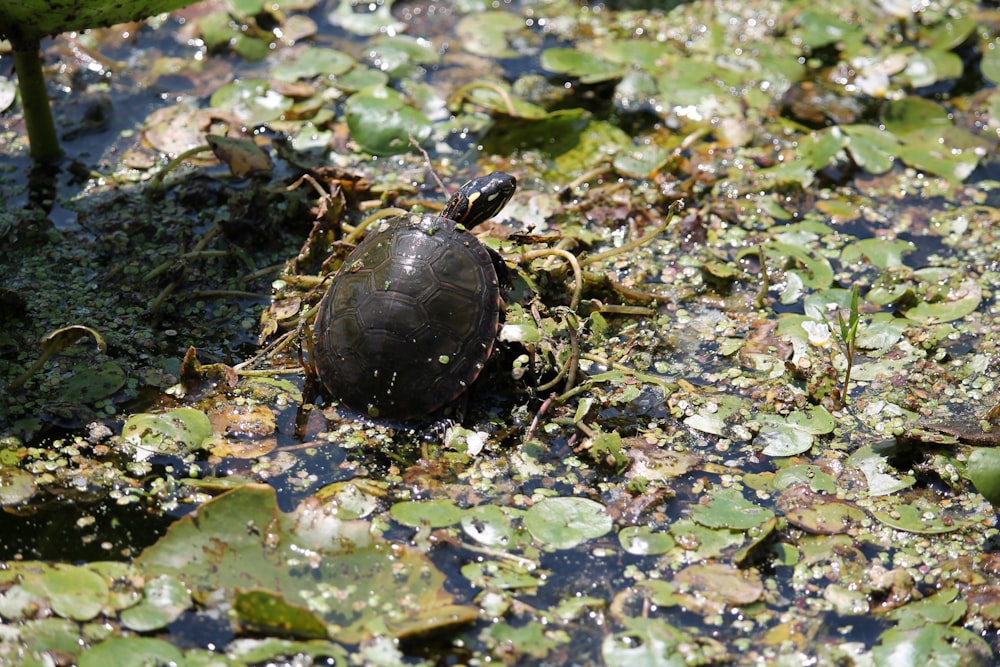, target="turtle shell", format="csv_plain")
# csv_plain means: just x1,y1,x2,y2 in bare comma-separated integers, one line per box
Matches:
313,211,501,420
